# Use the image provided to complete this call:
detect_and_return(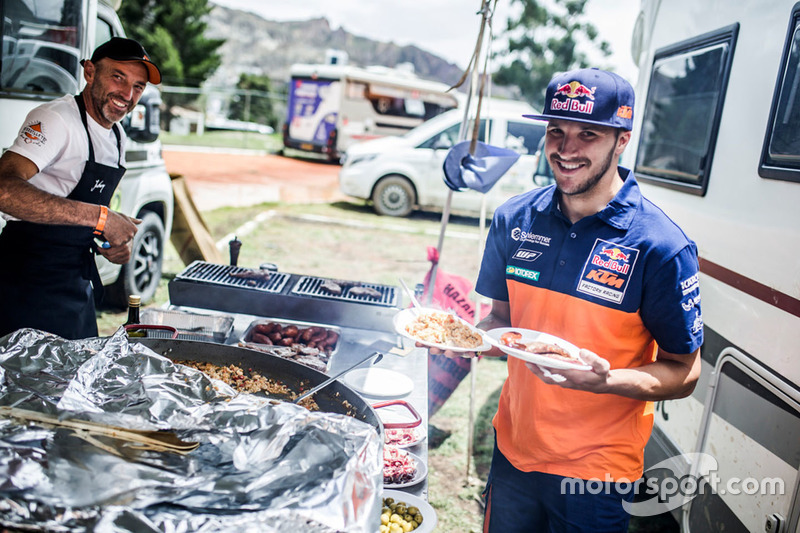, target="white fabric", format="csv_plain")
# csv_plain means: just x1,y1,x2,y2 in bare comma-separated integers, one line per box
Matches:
2,95,127,221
